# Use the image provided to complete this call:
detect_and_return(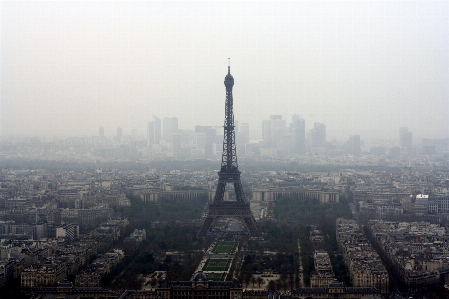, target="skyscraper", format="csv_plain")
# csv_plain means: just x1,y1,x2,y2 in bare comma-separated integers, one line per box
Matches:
153,116,161,144
308,122,326,149
239,123,249,143
195,126,216,157
262,115,286,148
348,135,361,156
262,120,272,146
163,117,178,142
270,115,286,147
399,127,412,148
172,134,181,158
147,122,155,146
399,127,413,155
195,132,207,155
291,115,306,154
237,123,249,156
